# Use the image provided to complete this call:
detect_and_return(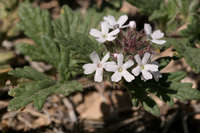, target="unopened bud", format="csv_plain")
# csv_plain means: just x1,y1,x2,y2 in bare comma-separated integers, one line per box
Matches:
129,21,136,28
113,53,118,58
